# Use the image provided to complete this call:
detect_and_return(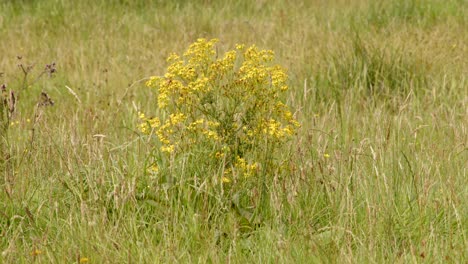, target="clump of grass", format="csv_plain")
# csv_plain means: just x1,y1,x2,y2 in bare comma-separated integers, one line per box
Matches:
0,57,56,189
0,84,16,163
365,0,466,28
322,35,428,101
